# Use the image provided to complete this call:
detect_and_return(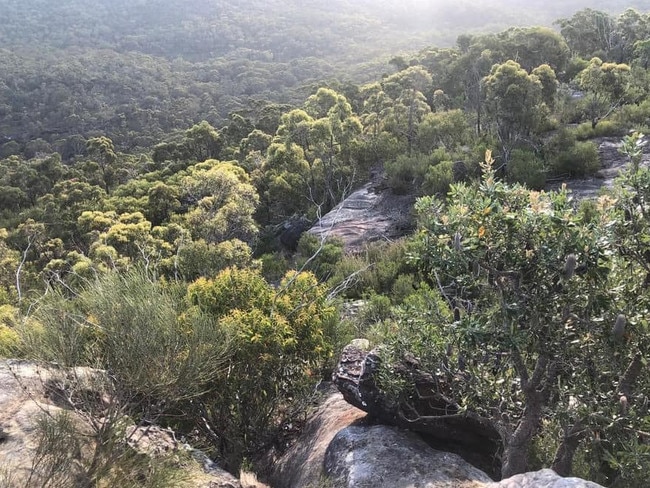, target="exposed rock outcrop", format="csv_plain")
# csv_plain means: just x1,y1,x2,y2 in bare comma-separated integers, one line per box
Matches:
270,389,366,488
0,359,243,488
333,340,502,478
324,423,494,488
308,177,415,252
271,388,494,488
271,385,603,488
